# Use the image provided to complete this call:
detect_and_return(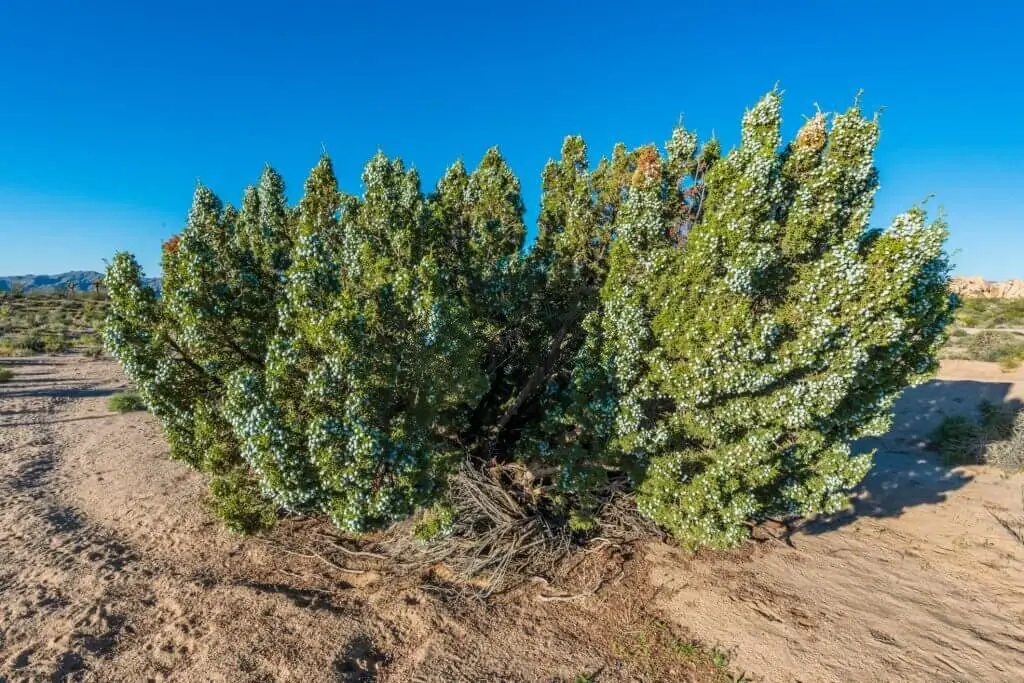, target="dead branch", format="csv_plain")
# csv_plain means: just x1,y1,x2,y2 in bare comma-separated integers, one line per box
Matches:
372,460,651,600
